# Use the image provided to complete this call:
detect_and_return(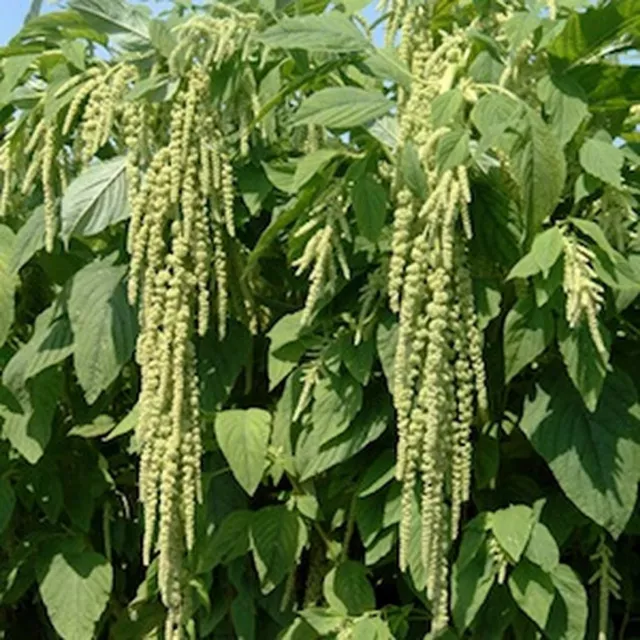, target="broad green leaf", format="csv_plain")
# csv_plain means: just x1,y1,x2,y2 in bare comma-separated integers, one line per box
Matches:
508,228,564,280
489,504,536,563
295,391,389,481
399,141,427,200
68,415,115,438
323,561,375,616
0,368,62,464
103,404,138,441
537,76,589,146
524,522,560,574
0,477,15,533
363,48,412,88
431,89,465,129
250,506,299,594
2,306,73,391
68,257,137,404
352,175,387,242
60,157,129,244
32,465,64,523
0,225,17,347
520,368,640,538
545,564,588,640
436,129,470,172
503,296,554,383
300,609,345,635
311,372,363,445
215,409,271,496
546,0,640,64
376,315,398,391
470,92,522,147
569,218,618,261
294,88,392,128
37,549,113,640
148,19,176,58
9,205,46,273
231,591,255,640
579,132,624,188
293,149,342,191
368,116,398,150
267,311,305,390
514,108,566,237
68,0,150,49
508,559,555,630
197,510,253,572
351,616,393,640
197,321,252,412
257,14,371,53
237,164,272,216
342,336,374,385
558,319,609,412
359,451,395,498
452,526,495,632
